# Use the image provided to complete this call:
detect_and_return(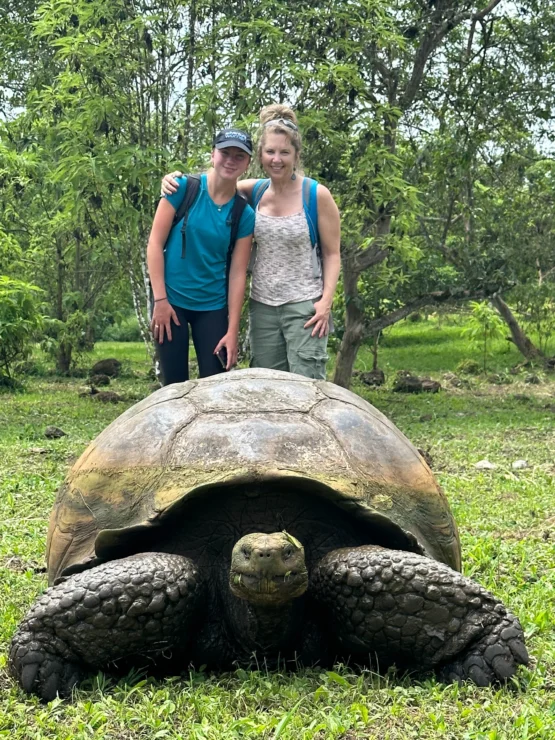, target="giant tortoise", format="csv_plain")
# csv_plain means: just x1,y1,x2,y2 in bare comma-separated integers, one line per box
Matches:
9,369,528,700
